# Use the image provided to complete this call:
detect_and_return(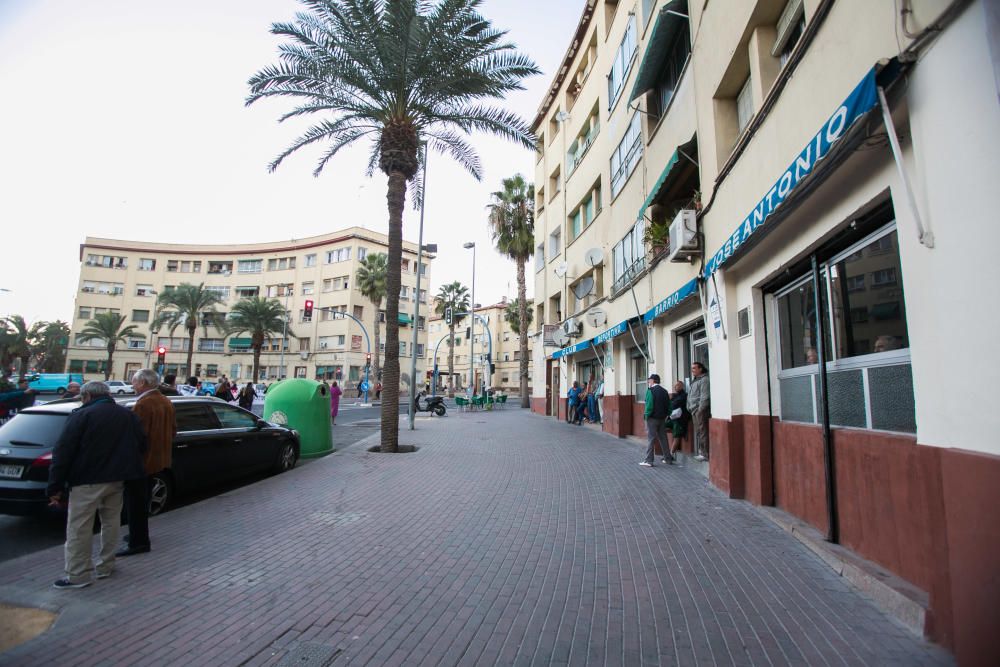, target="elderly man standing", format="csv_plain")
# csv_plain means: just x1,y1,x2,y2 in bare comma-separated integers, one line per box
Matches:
118,369,175,557
47,381,145,589
689,362,711,461
64,381,81,399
